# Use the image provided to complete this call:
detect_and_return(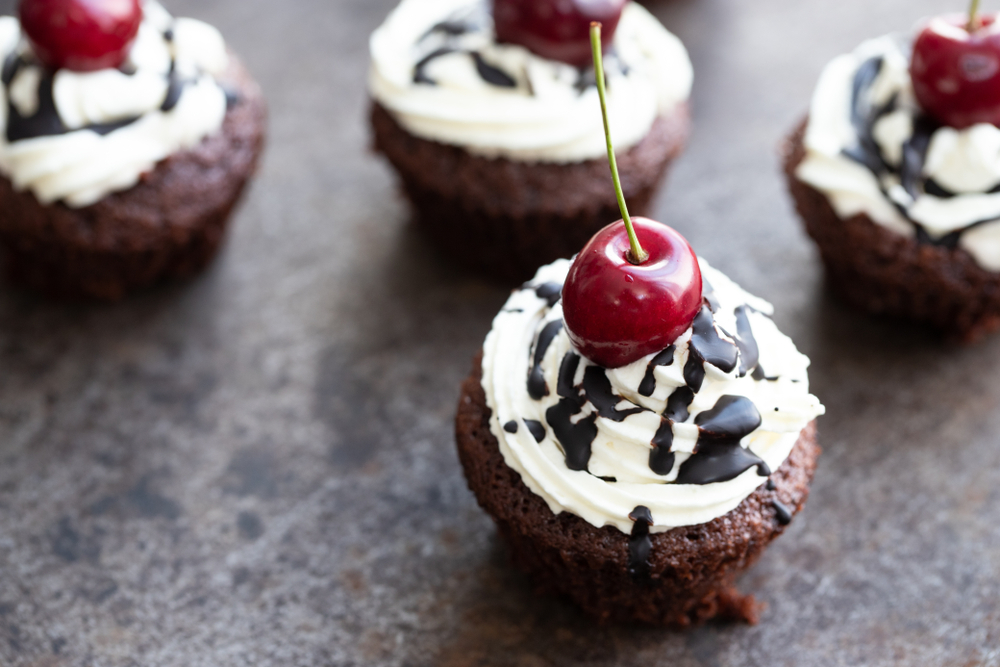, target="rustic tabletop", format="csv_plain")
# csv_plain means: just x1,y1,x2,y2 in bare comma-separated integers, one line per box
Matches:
1,0,998,665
